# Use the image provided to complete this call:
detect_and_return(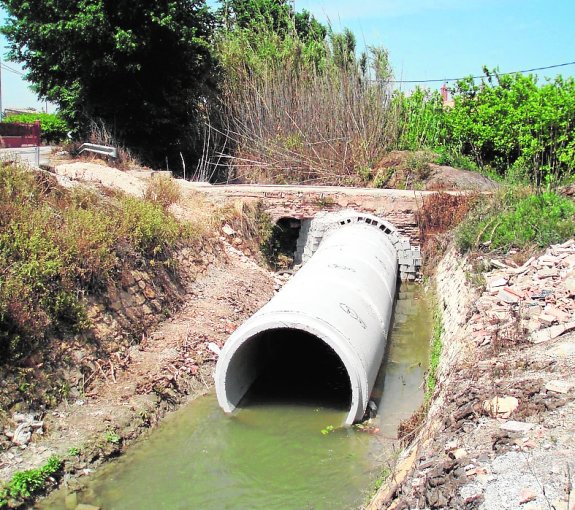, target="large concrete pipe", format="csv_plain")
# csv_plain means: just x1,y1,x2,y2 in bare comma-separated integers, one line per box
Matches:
215,221,398,425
